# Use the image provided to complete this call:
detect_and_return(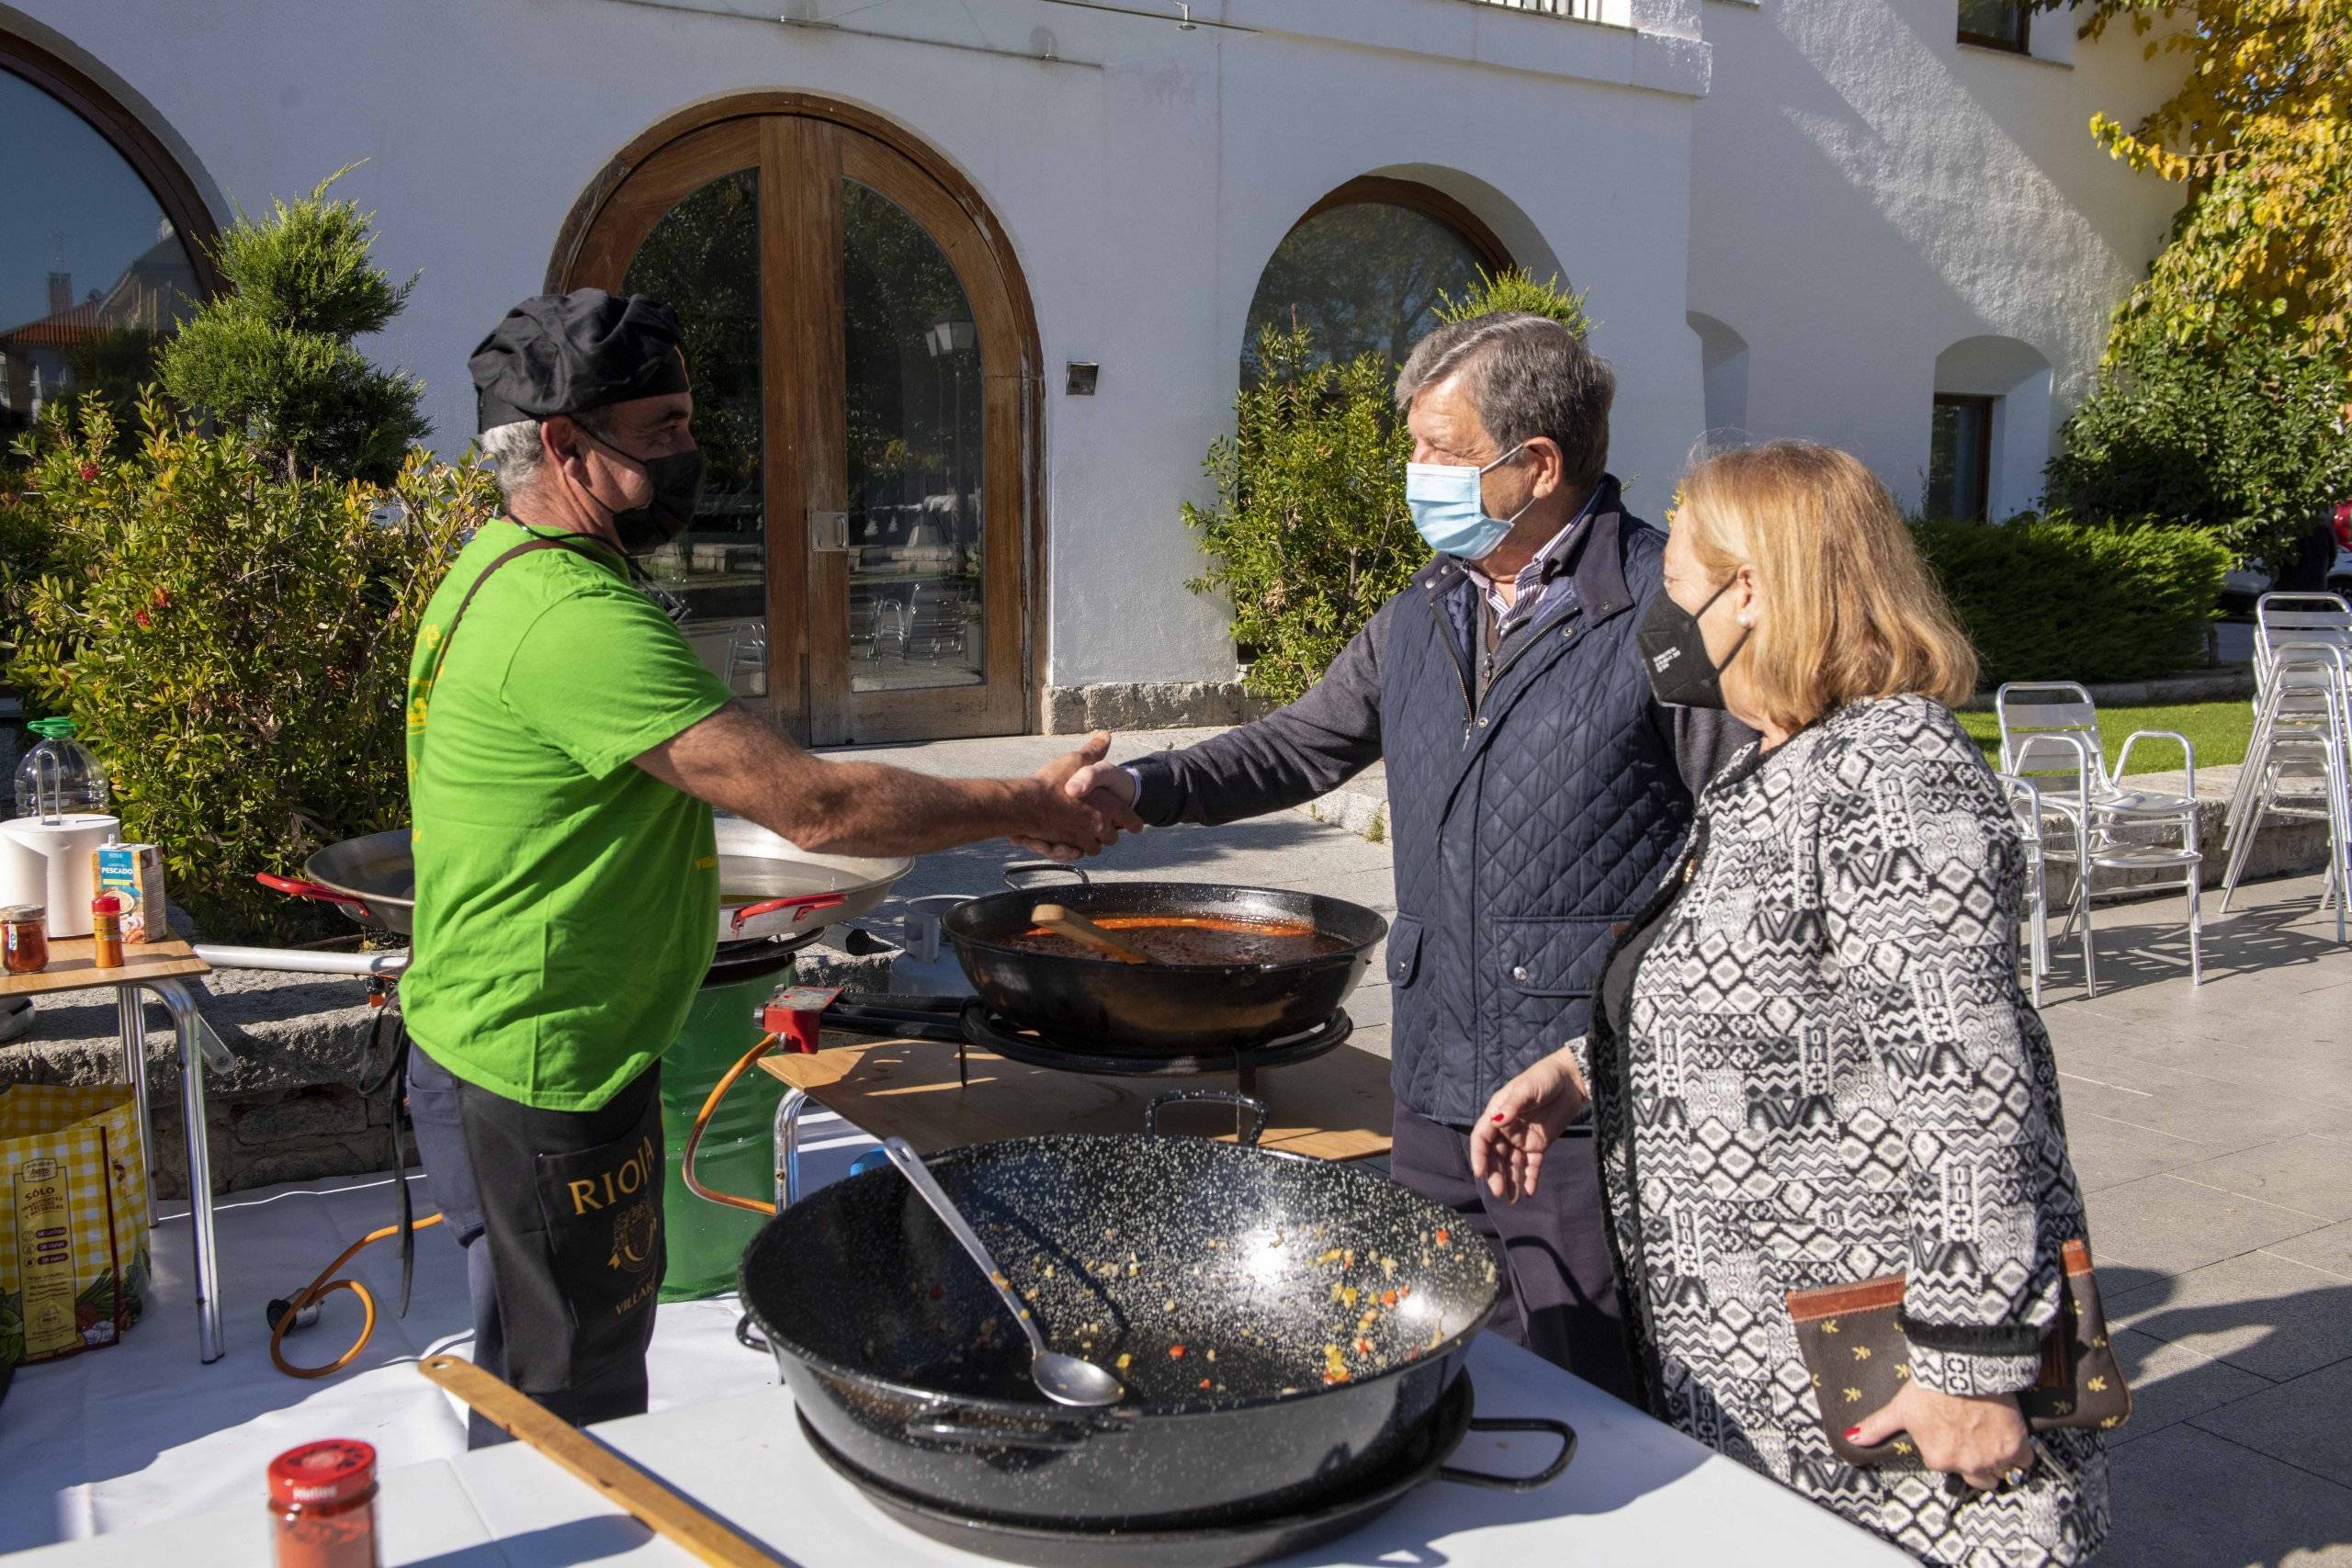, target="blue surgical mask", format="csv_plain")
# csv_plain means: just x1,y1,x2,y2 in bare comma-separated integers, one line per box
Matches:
1405,444,1532,561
